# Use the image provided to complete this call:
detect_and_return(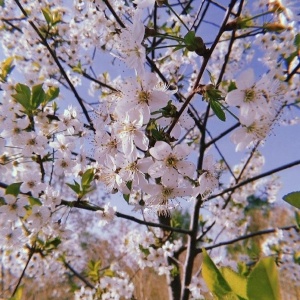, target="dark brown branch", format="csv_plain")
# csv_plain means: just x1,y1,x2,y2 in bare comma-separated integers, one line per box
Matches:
11,246,34,298
196,225,298,253
60,200,192,235
63,260,95,289
102,0,125,29
208,159,300,201
205,123,241,148
222,142,260,209
285,62,300,82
